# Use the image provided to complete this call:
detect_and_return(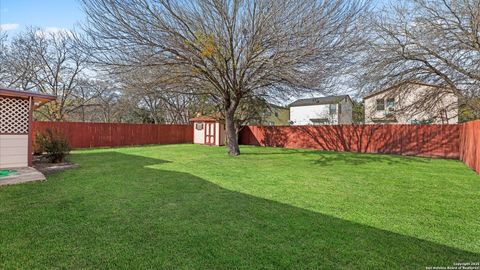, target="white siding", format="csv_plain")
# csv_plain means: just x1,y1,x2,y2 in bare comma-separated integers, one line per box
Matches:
214,123,220,146
0,135,28,168
290,104,338,125
193,122,205,144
